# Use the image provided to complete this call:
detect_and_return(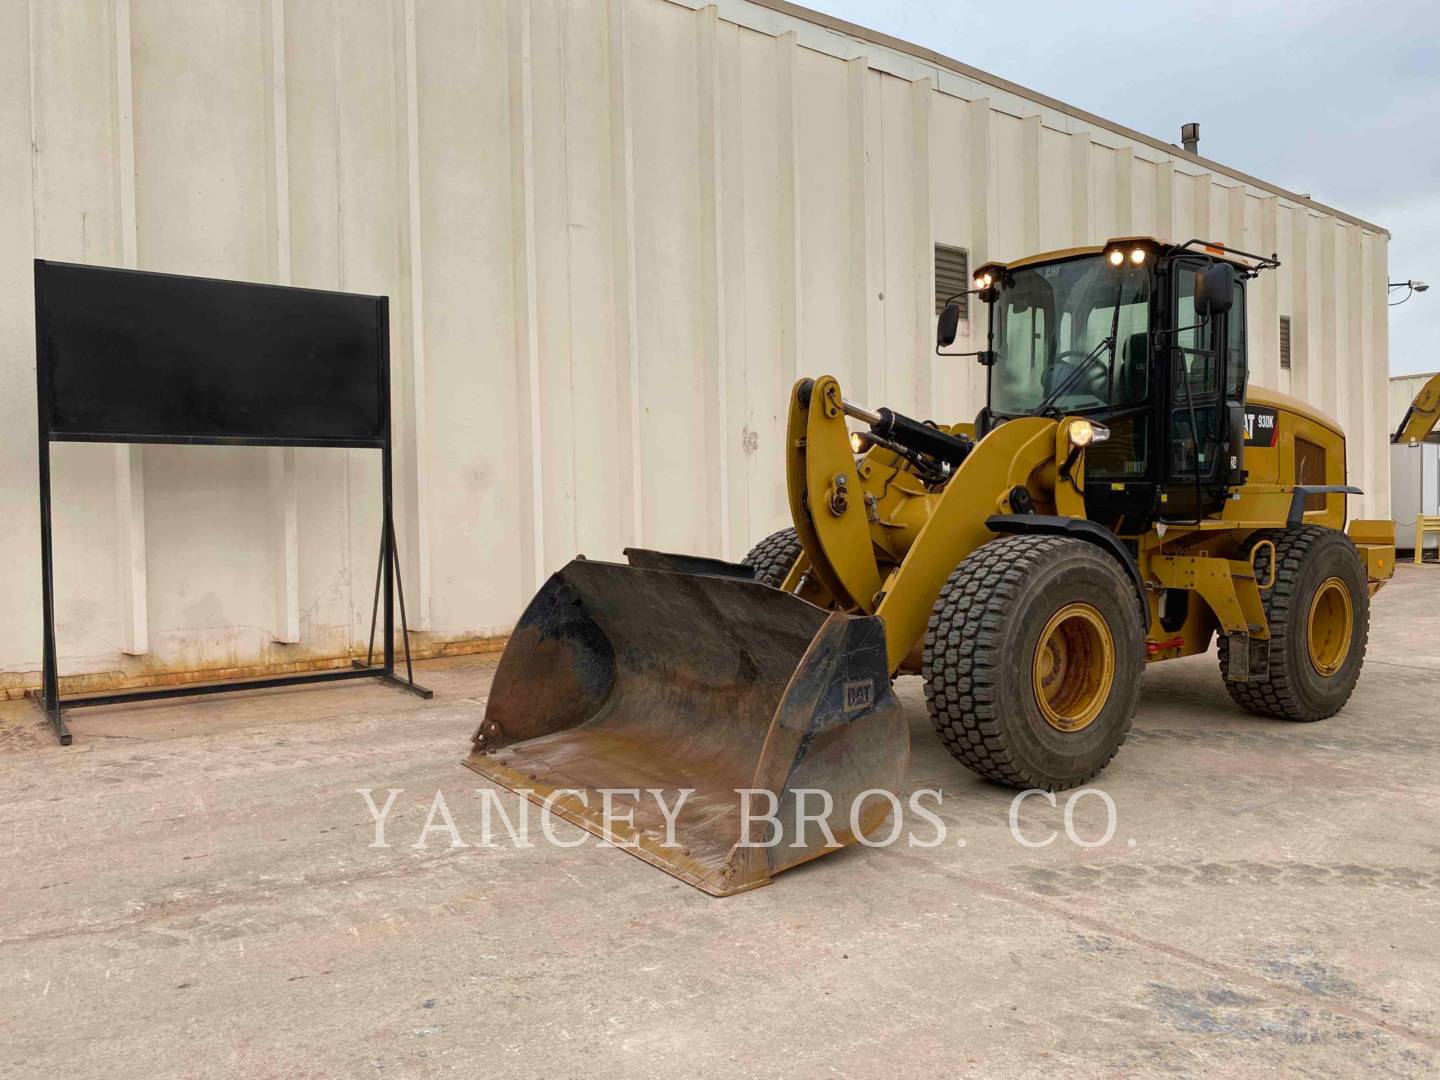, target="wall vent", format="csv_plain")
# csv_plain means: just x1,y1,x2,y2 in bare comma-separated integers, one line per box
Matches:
934,244,970,319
